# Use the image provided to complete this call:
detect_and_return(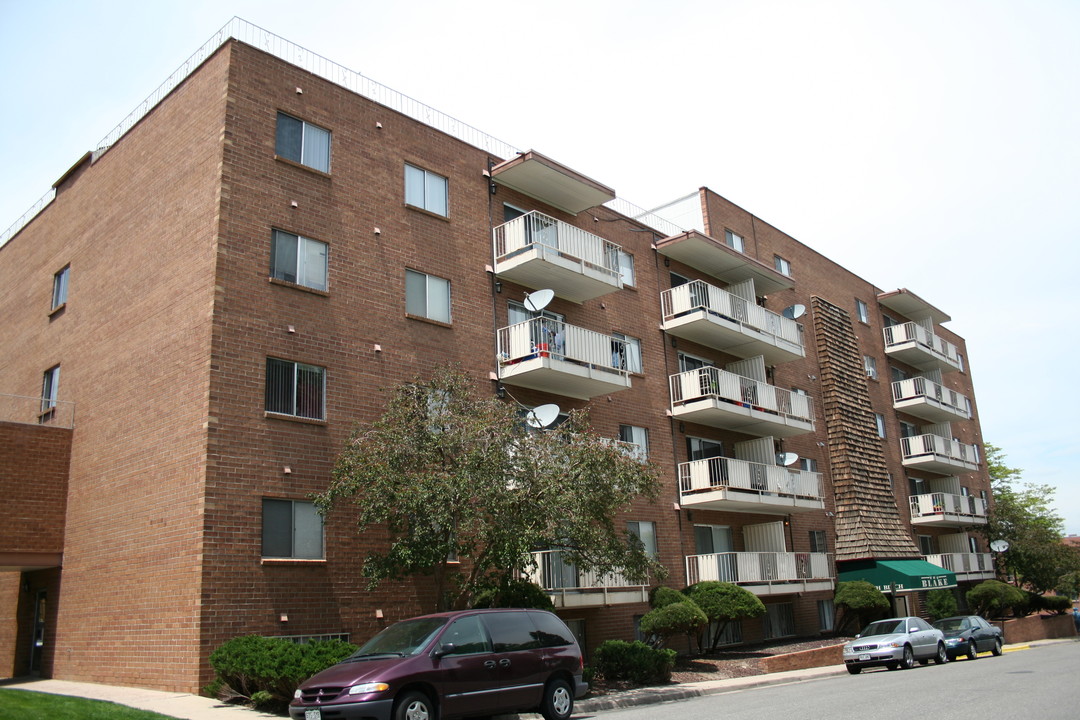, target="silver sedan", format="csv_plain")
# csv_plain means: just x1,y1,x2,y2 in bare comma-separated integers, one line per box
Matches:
842,616,947,673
